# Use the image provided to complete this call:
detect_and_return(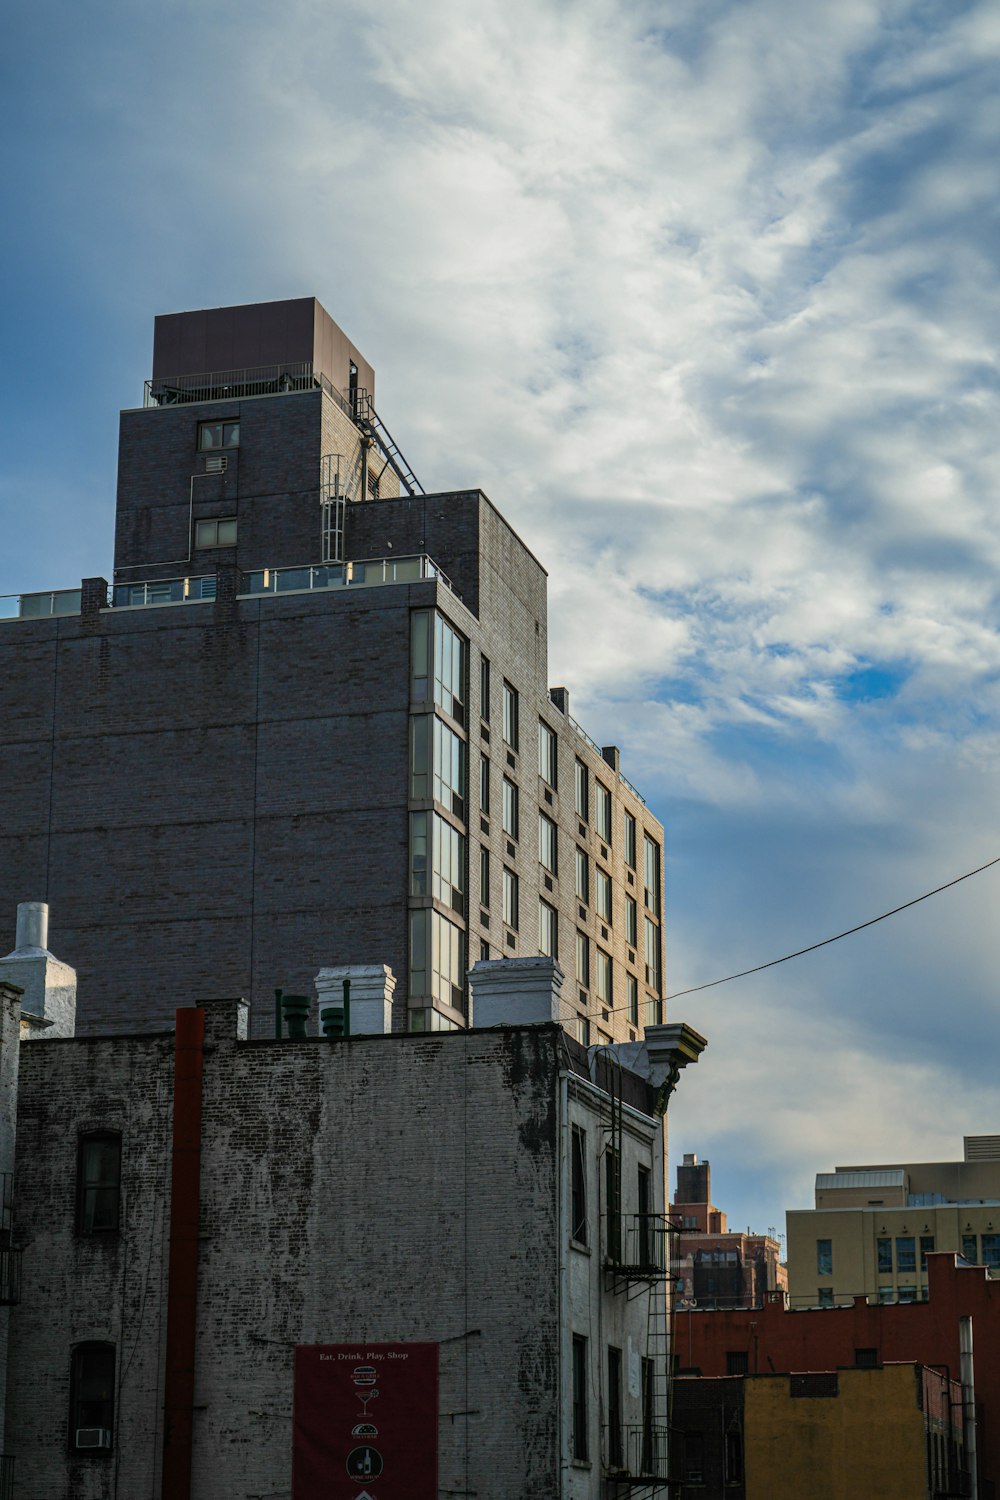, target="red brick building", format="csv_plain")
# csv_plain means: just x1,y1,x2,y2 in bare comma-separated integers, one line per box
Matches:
673,1154,786,1309
675,1252,999,1497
